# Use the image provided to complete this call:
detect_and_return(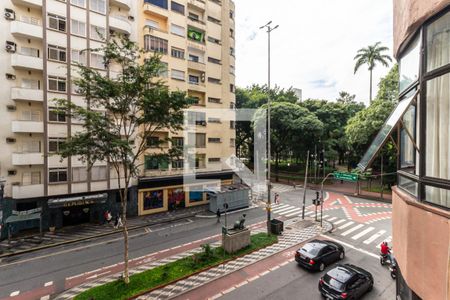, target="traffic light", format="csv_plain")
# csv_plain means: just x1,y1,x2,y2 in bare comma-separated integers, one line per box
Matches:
316,191,320,200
